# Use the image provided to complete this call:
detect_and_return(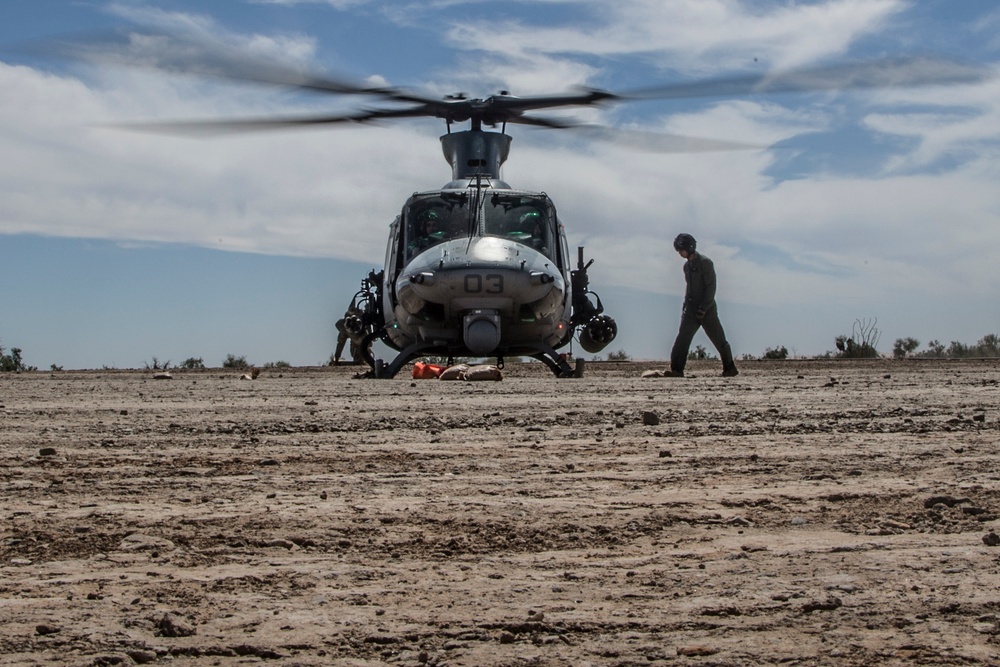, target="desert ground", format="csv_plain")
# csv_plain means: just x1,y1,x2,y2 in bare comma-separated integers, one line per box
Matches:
2,358,999,666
